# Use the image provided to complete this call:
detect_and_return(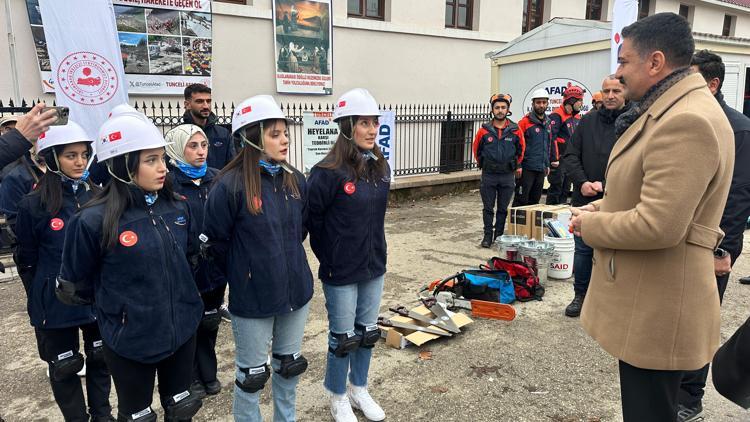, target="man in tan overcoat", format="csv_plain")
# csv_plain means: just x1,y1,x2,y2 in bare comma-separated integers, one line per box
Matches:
570,13,735,422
